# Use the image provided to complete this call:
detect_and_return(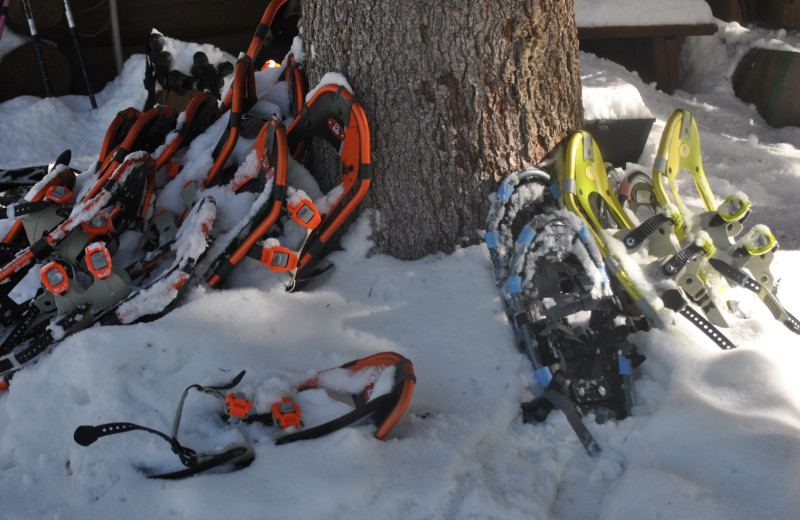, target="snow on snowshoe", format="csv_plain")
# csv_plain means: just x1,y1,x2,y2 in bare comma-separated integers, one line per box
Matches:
485,168,558,324
73,351,415,479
